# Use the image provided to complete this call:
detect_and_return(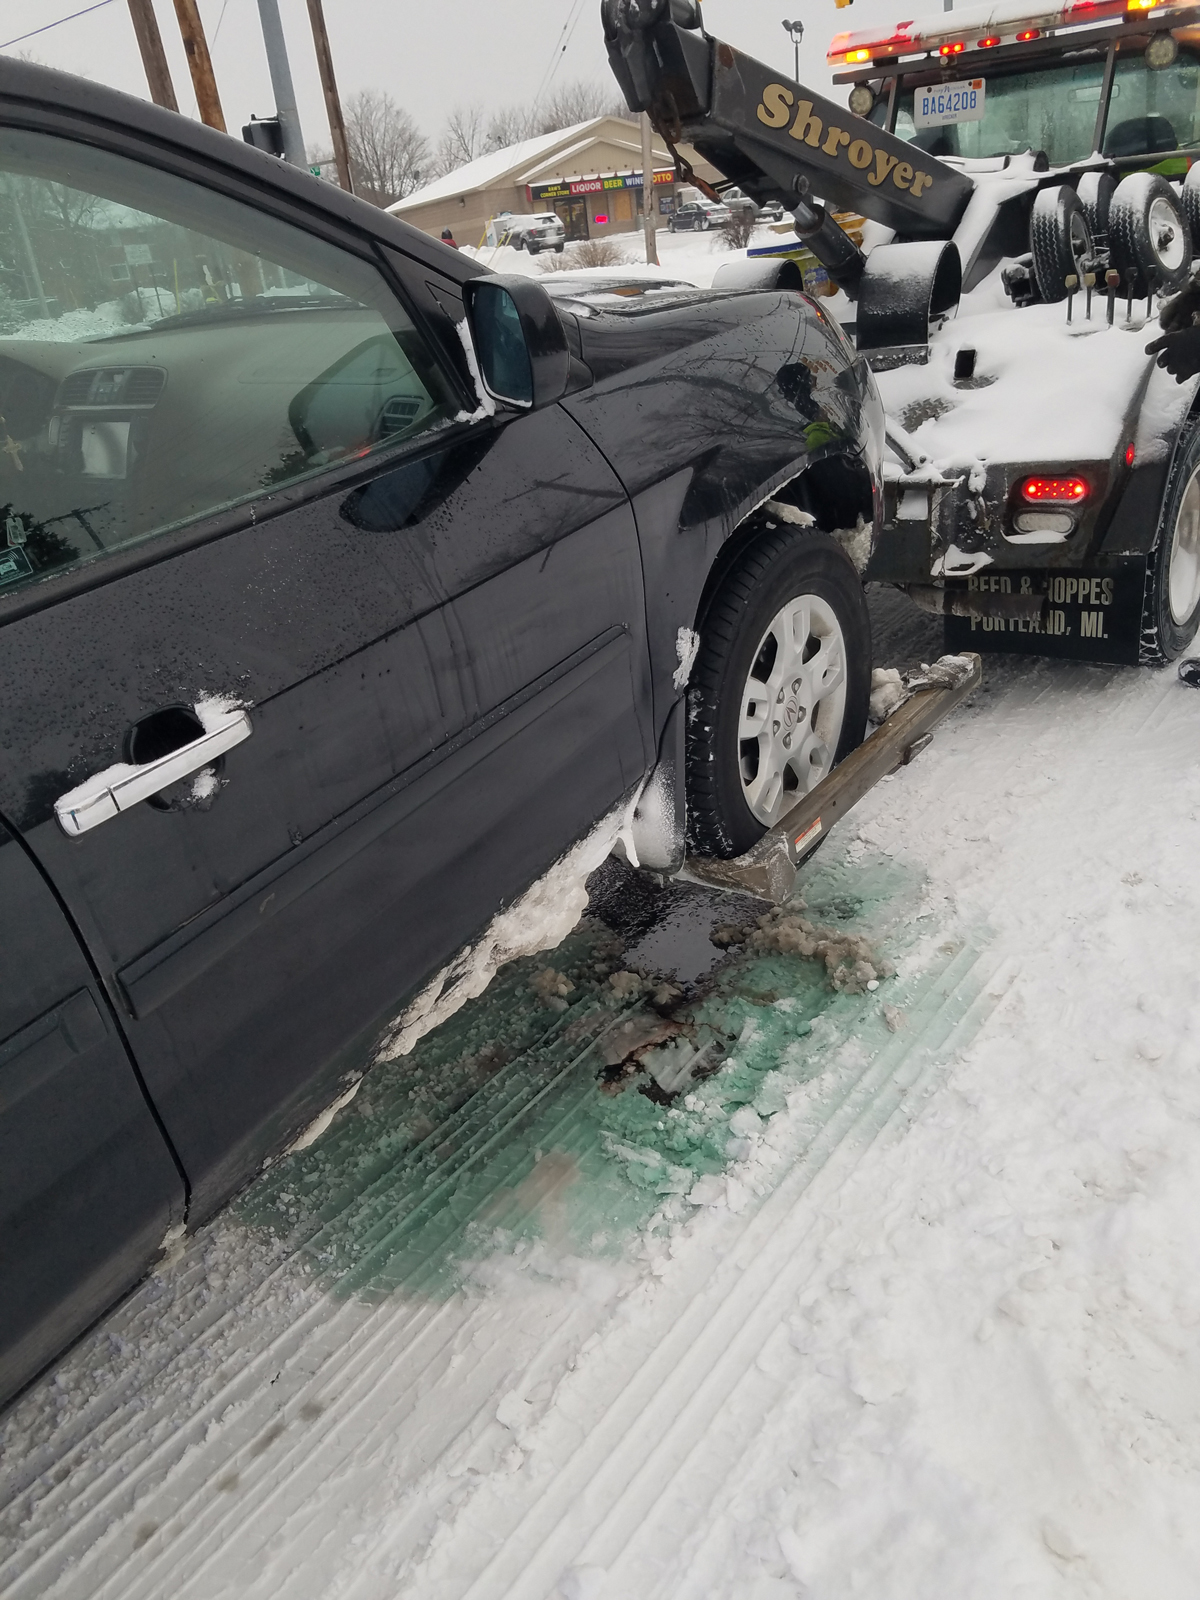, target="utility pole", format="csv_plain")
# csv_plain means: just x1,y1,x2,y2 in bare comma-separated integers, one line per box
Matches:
171,0,226,131
4,177,51,322
256,0,307,166
306,0,354,192
640,112,659,266
127,0,179,111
